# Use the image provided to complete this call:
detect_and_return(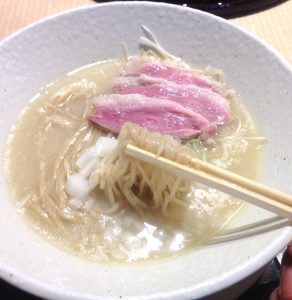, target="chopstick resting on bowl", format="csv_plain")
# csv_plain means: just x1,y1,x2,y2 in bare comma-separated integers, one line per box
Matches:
125,144,292,220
